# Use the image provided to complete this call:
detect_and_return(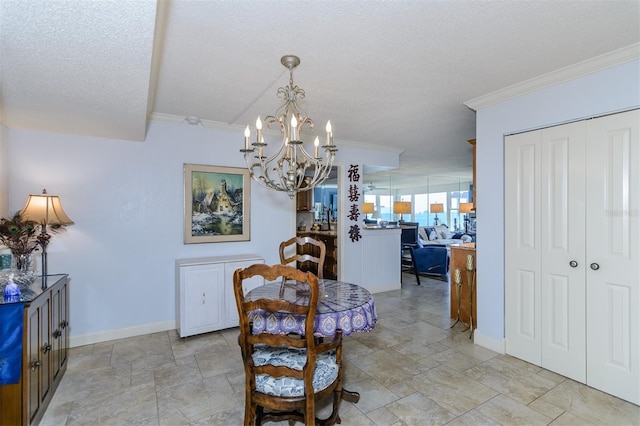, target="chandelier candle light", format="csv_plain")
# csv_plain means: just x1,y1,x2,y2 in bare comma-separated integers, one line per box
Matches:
241,55,337,199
